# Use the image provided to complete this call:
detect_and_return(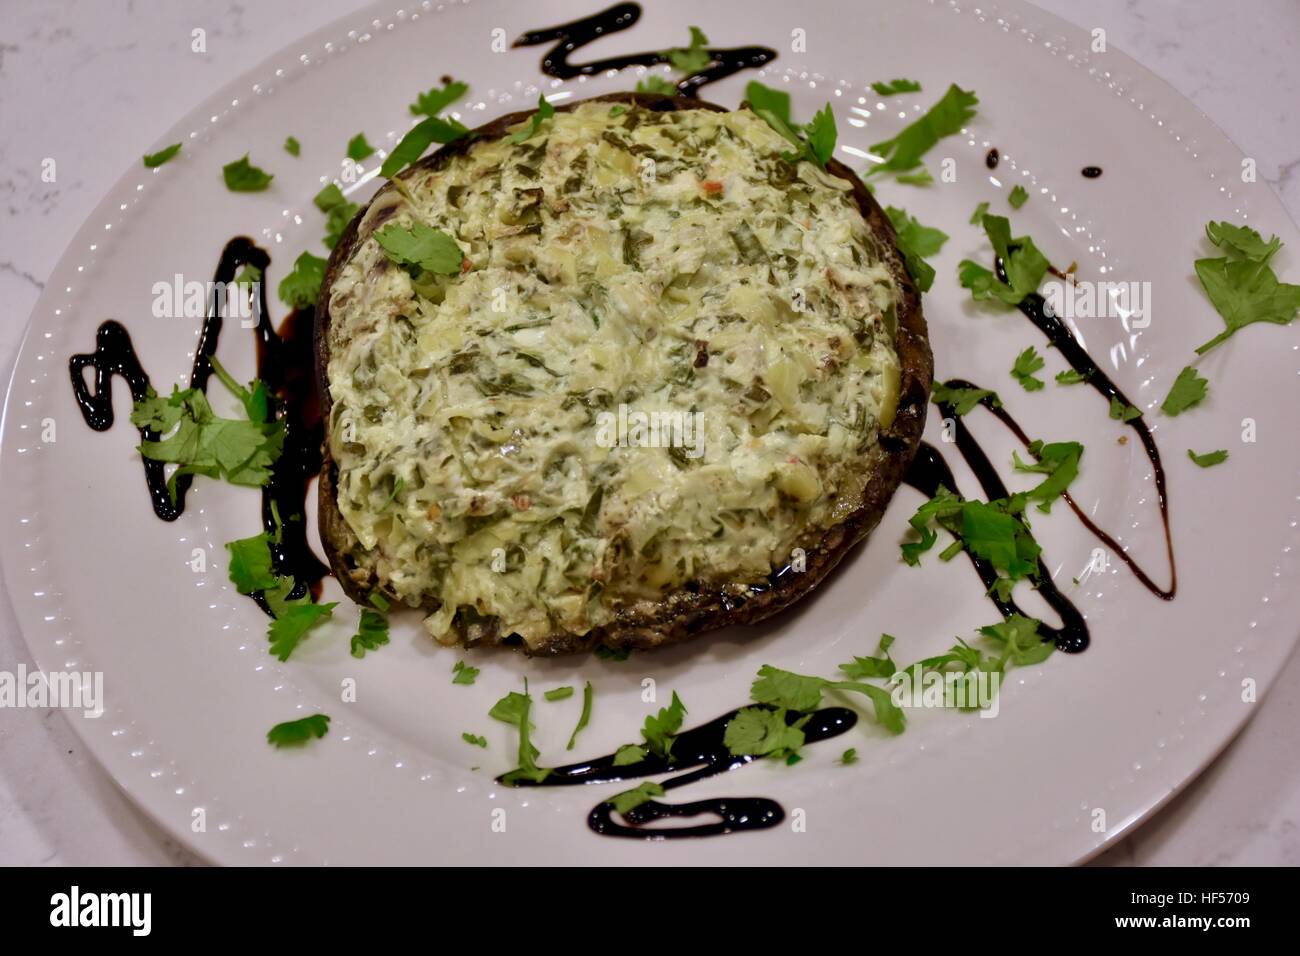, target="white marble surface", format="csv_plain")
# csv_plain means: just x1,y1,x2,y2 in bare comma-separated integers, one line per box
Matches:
0,0,1297,866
